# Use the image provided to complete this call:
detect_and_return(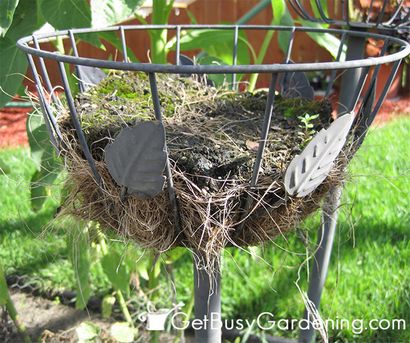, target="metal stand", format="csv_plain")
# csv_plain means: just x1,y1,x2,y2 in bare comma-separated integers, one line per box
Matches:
299,36,366,343
299,187,342,343
18,23,407,343
193,253,222,343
